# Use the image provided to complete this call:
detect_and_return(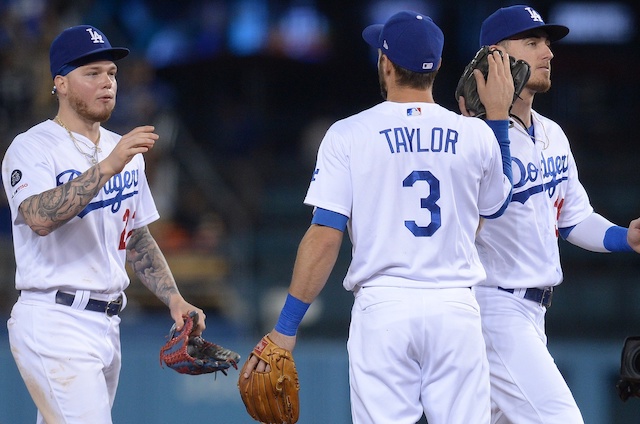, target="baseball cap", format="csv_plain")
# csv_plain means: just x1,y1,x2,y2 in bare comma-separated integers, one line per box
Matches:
49,25,130,79
480,5,569,47
362,11,444,73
